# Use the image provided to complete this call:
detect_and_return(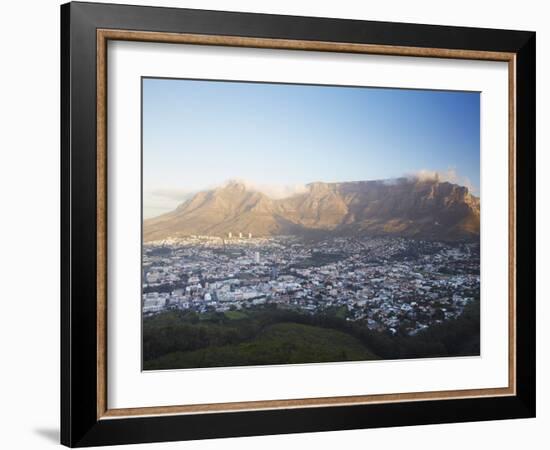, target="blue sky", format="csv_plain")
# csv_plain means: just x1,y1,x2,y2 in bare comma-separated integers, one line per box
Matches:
143,77,480,218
